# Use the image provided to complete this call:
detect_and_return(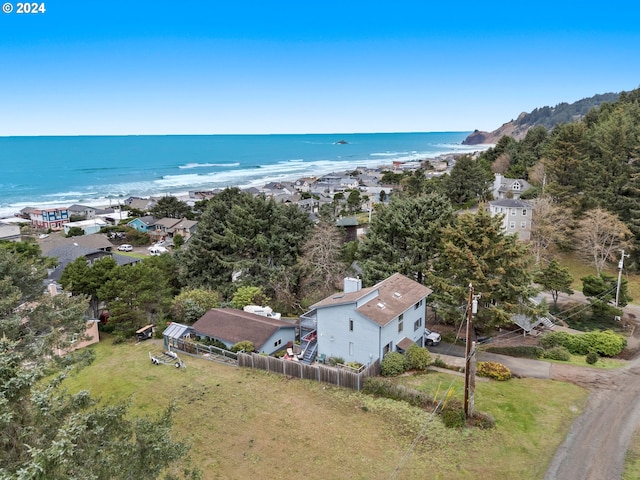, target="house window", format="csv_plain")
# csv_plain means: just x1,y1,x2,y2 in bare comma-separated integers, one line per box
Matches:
383,342,392,355
513,182,521,190
414,317,422,331
349,342,354,356
521,221,526,229
522,209,527,216
510,208,516,215
349,318,354,332
398,314,404,333
414,300,422,310
509,221,515,229
273,339,282,347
